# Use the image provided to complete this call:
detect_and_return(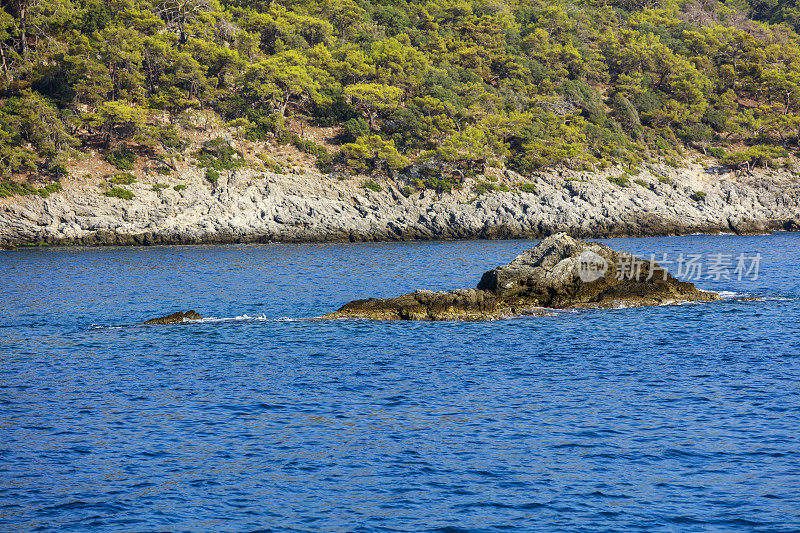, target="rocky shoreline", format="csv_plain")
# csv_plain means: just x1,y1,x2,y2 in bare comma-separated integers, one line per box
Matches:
1,163,799,248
